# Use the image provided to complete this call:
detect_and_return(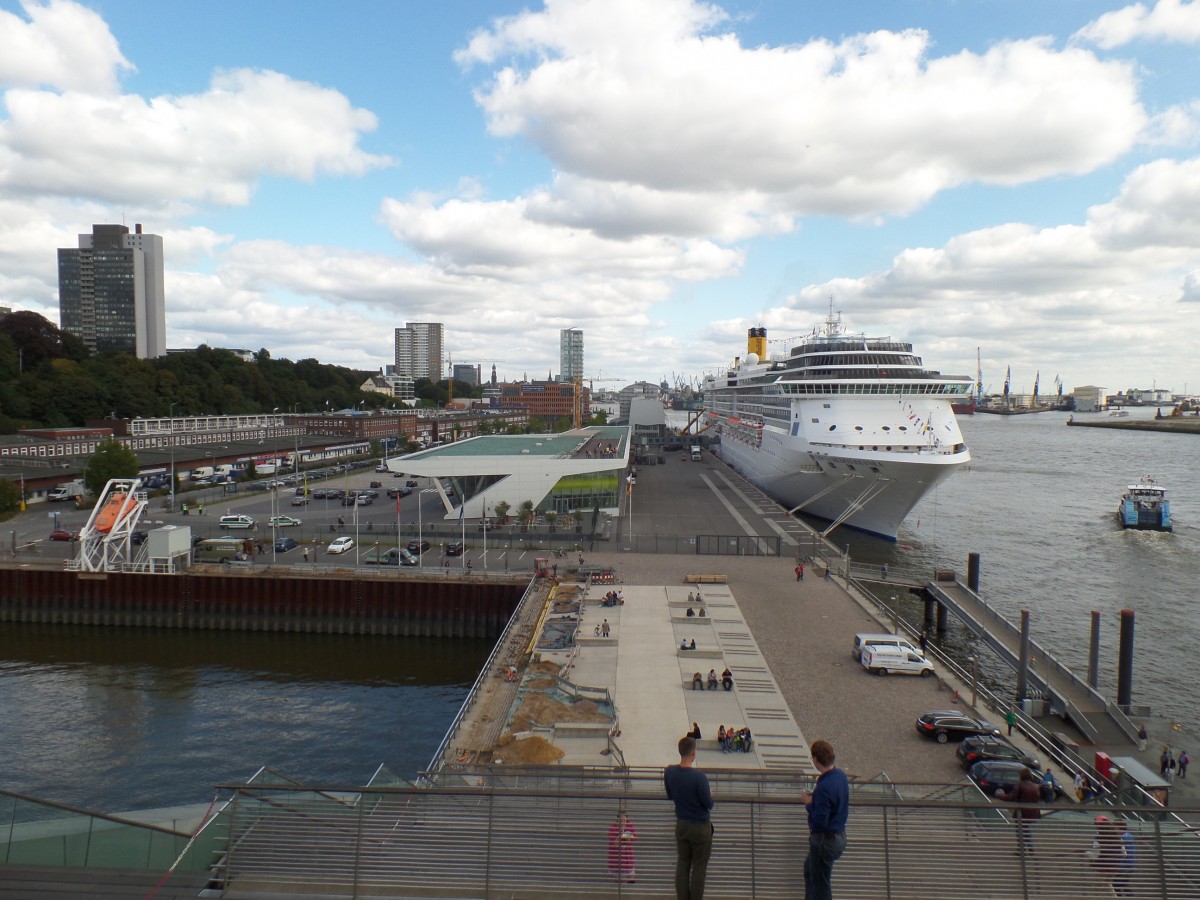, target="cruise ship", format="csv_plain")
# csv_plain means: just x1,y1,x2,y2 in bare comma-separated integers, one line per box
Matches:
701,313,972,540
